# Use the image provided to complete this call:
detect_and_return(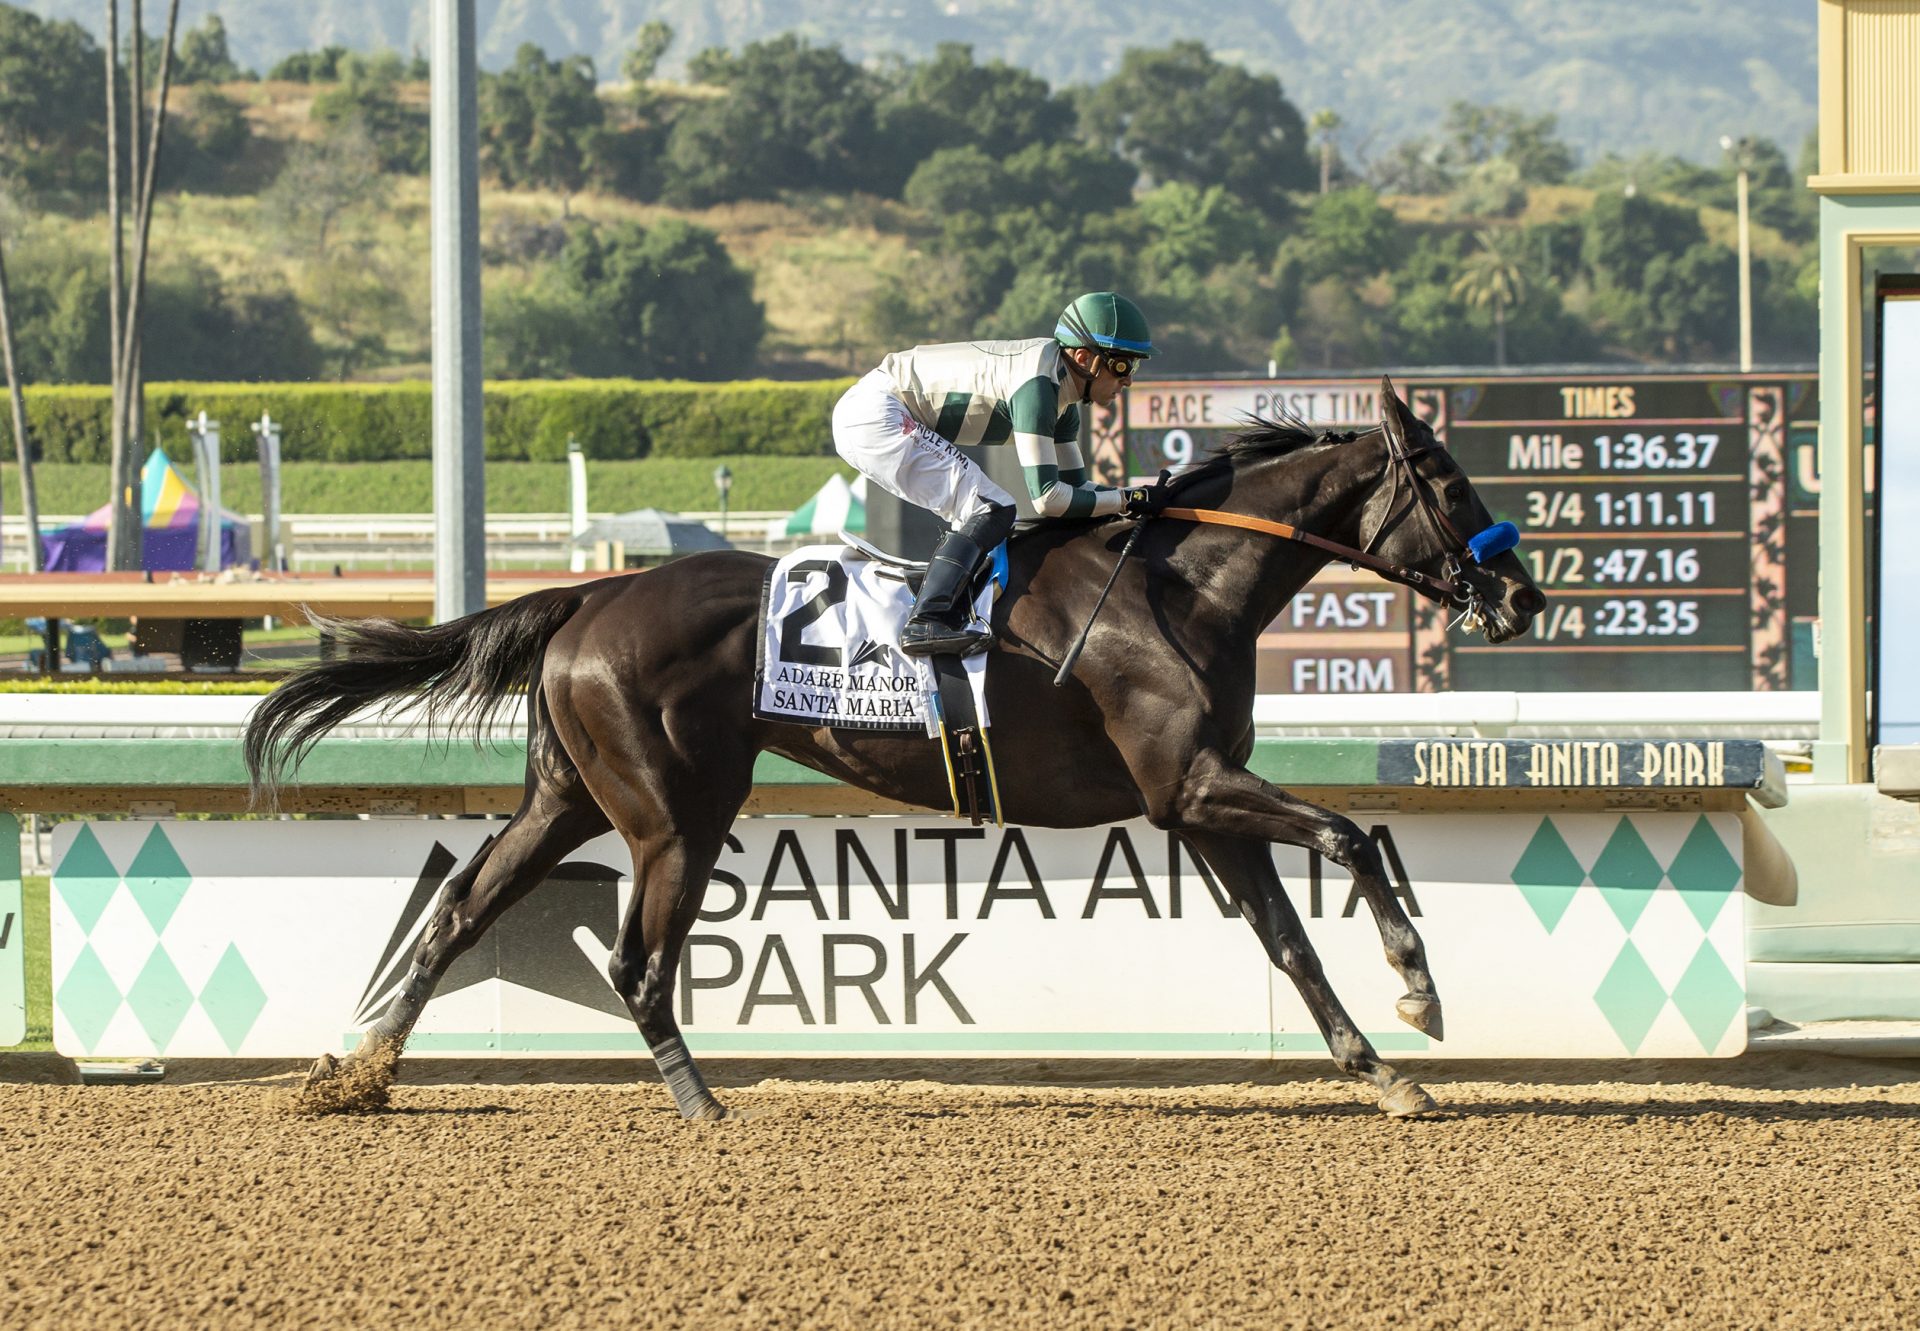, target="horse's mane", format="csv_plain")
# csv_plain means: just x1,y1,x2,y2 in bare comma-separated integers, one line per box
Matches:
1169,413,1355,493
